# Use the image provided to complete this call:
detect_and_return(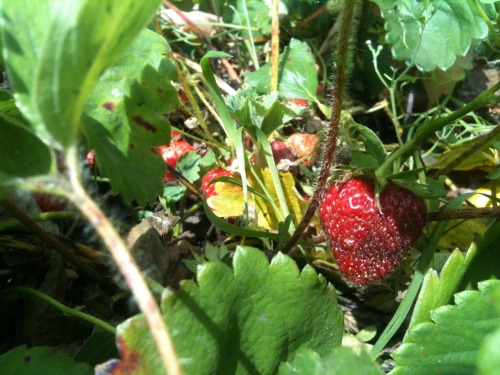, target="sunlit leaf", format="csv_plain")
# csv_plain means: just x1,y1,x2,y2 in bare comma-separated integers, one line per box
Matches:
99,247,343,374
246,39,318,100
373,0,489,71
278,345,383,375
0,0,161,147
392,279,500,374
